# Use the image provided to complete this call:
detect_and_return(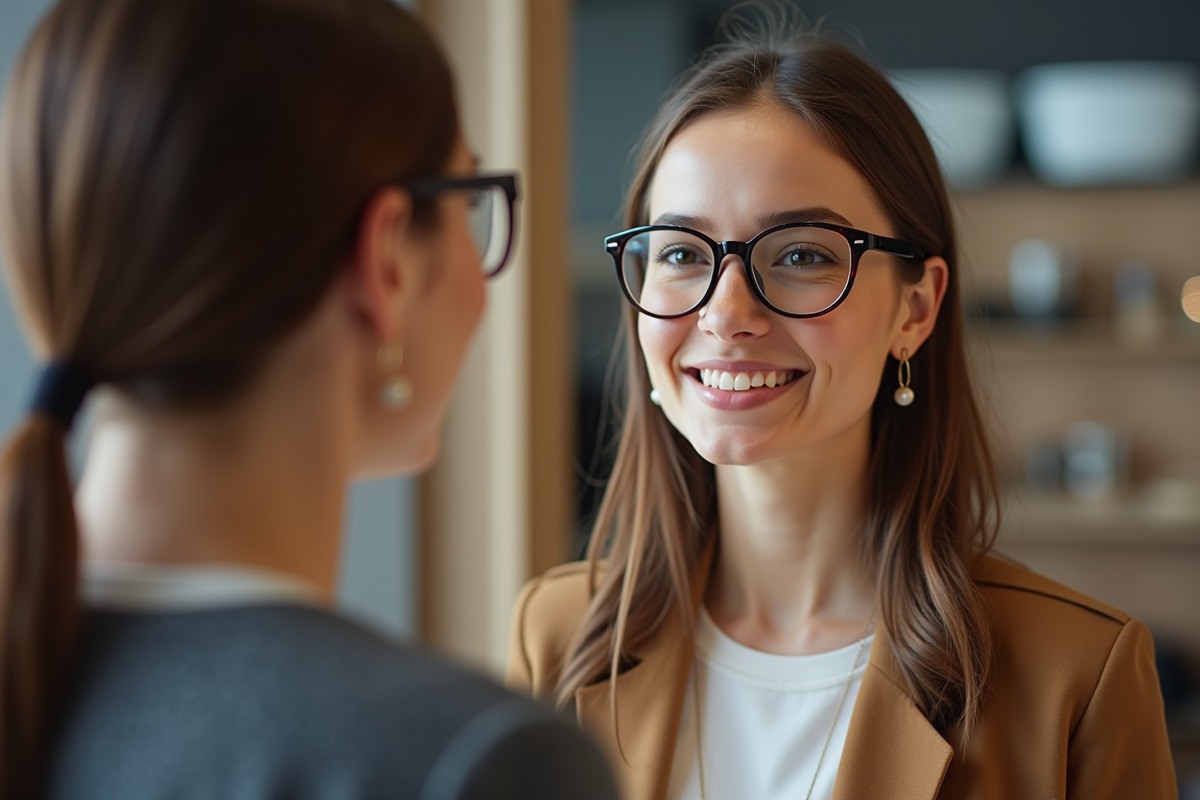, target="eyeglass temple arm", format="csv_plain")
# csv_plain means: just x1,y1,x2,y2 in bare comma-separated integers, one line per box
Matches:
868,232,925,260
